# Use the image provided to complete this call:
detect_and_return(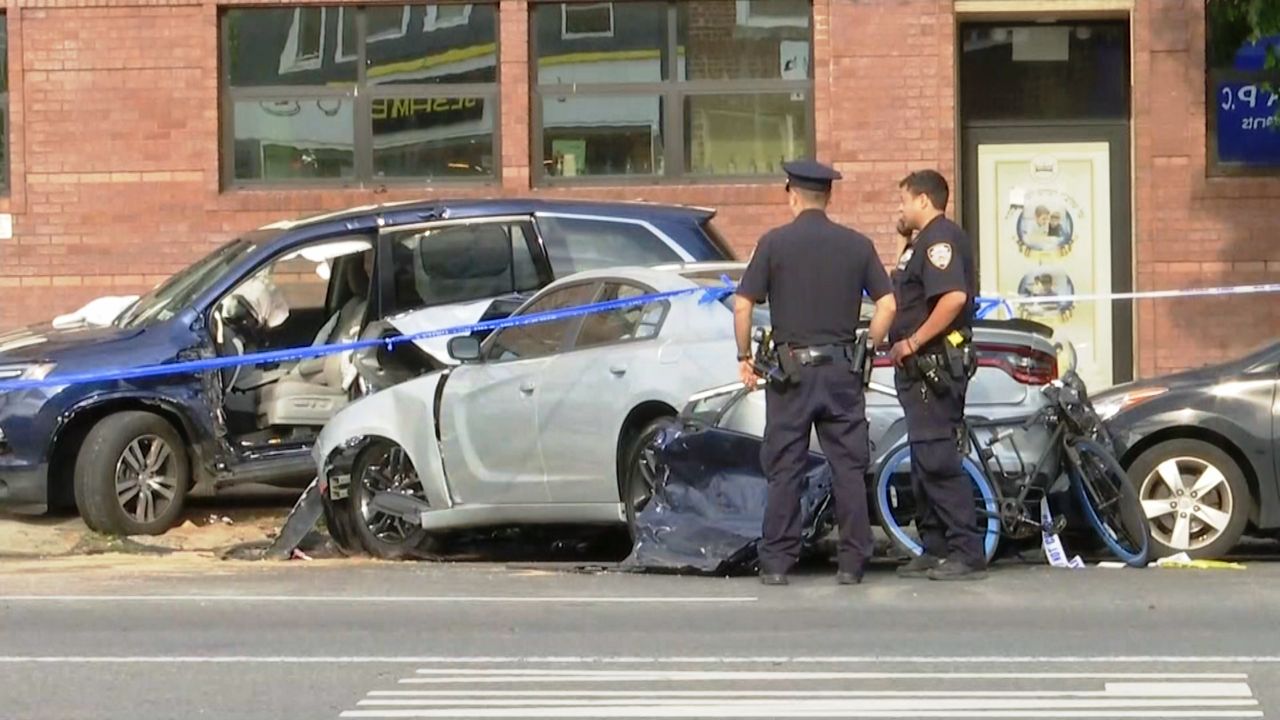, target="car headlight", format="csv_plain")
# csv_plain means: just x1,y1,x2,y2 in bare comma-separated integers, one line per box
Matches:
1093,386,1168,421
0,363,57,382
